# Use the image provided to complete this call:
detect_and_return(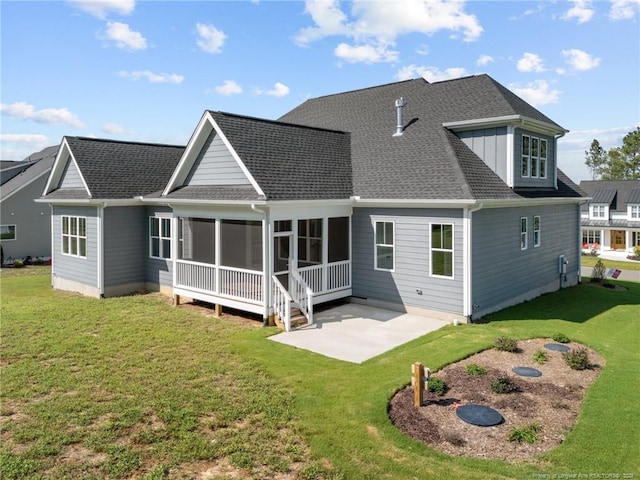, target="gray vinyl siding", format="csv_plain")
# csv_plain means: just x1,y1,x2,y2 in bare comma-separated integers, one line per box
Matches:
185,131,250,186
0,177,51,259
458,127,508,181
352,207,464,315
52,205,98,287
103,207,146,288
471,204,580,317
514,128,556,189
58,158,86,190
144,206,173,287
